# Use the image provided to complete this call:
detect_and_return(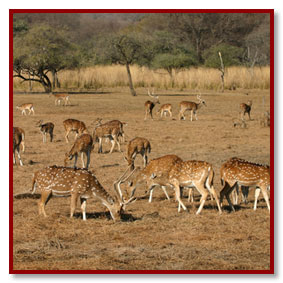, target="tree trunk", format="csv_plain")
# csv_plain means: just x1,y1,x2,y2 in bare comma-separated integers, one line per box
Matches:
125,63,136,96
218,52,225,92
52,71,61,89
40,73,52,93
